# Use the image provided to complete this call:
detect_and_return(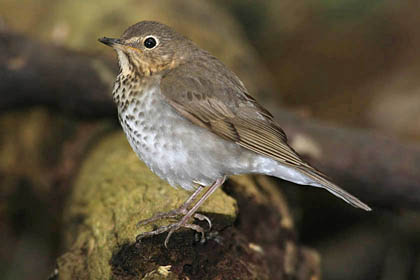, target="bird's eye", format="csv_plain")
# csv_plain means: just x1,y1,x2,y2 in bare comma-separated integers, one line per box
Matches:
144,37,157,49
